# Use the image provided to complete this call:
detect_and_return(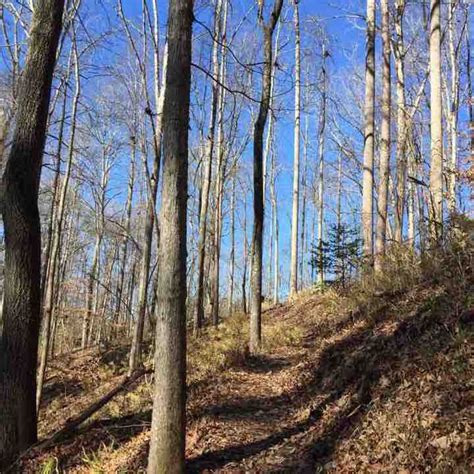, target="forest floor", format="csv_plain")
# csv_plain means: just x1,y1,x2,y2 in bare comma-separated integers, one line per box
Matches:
17,246,474,473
